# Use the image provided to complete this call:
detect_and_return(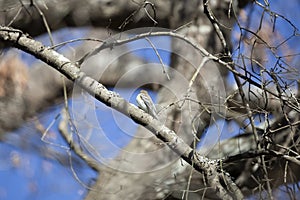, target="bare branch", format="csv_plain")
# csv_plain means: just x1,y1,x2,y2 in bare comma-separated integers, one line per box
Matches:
0,25,243,199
